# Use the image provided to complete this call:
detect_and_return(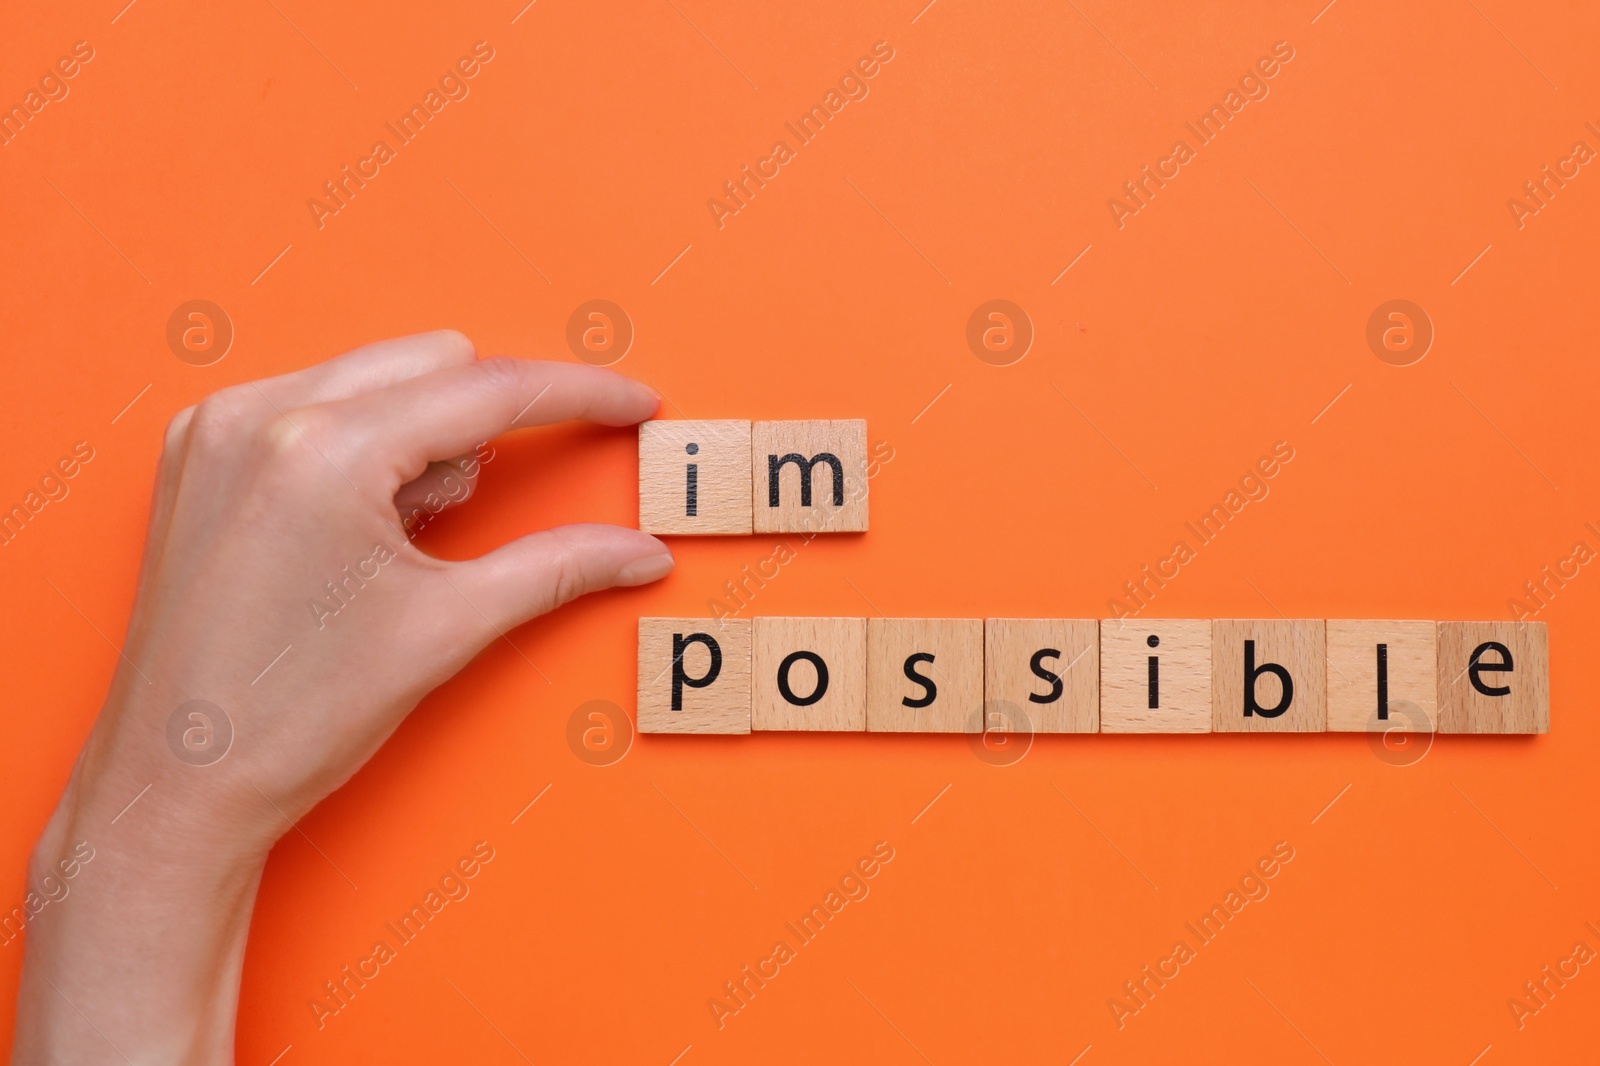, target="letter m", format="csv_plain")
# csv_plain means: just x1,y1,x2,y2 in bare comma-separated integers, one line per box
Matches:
768,453,843,508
